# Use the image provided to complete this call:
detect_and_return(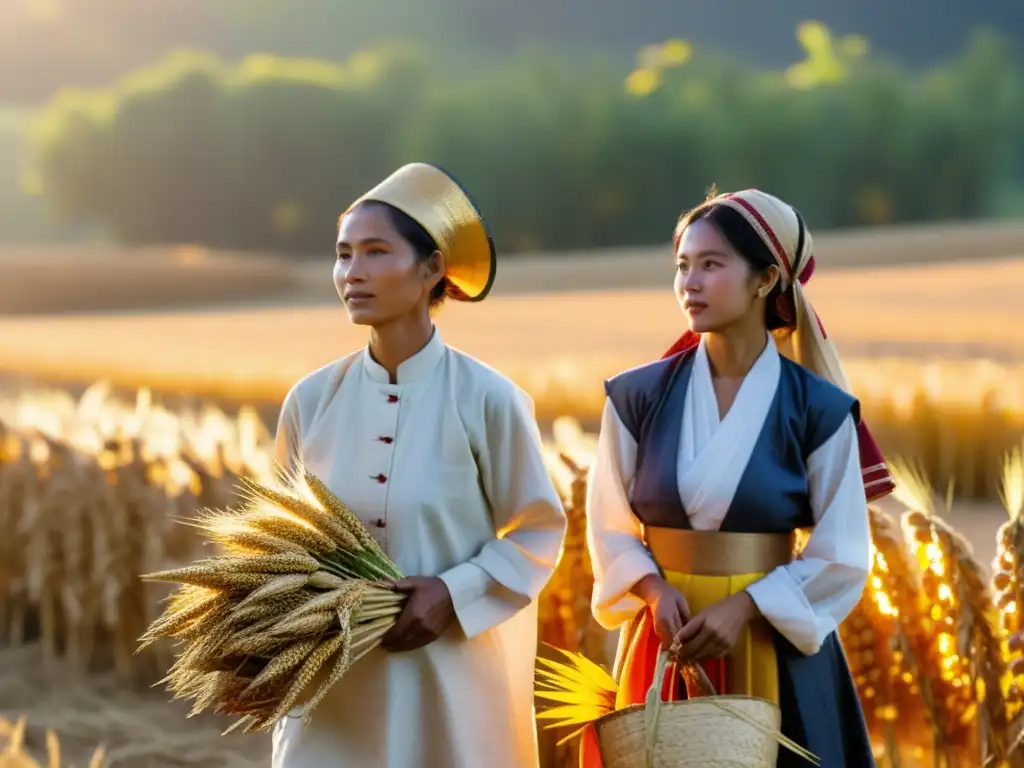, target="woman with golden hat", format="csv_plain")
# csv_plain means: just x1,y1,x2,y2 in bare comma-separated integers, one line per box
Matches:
582,189,893,766
269,163,566,768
